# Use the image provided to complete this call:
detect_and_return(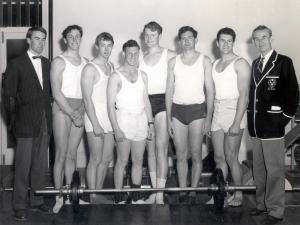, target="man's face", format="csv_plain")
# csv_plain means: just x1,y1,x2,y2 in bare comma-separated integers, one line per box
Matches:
144,28,160,48
124,46,140,67
97,39,113,59
27,31,46,55
180,31,196,51
64,29,82,51
217,34,234,54
252,29,272,54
